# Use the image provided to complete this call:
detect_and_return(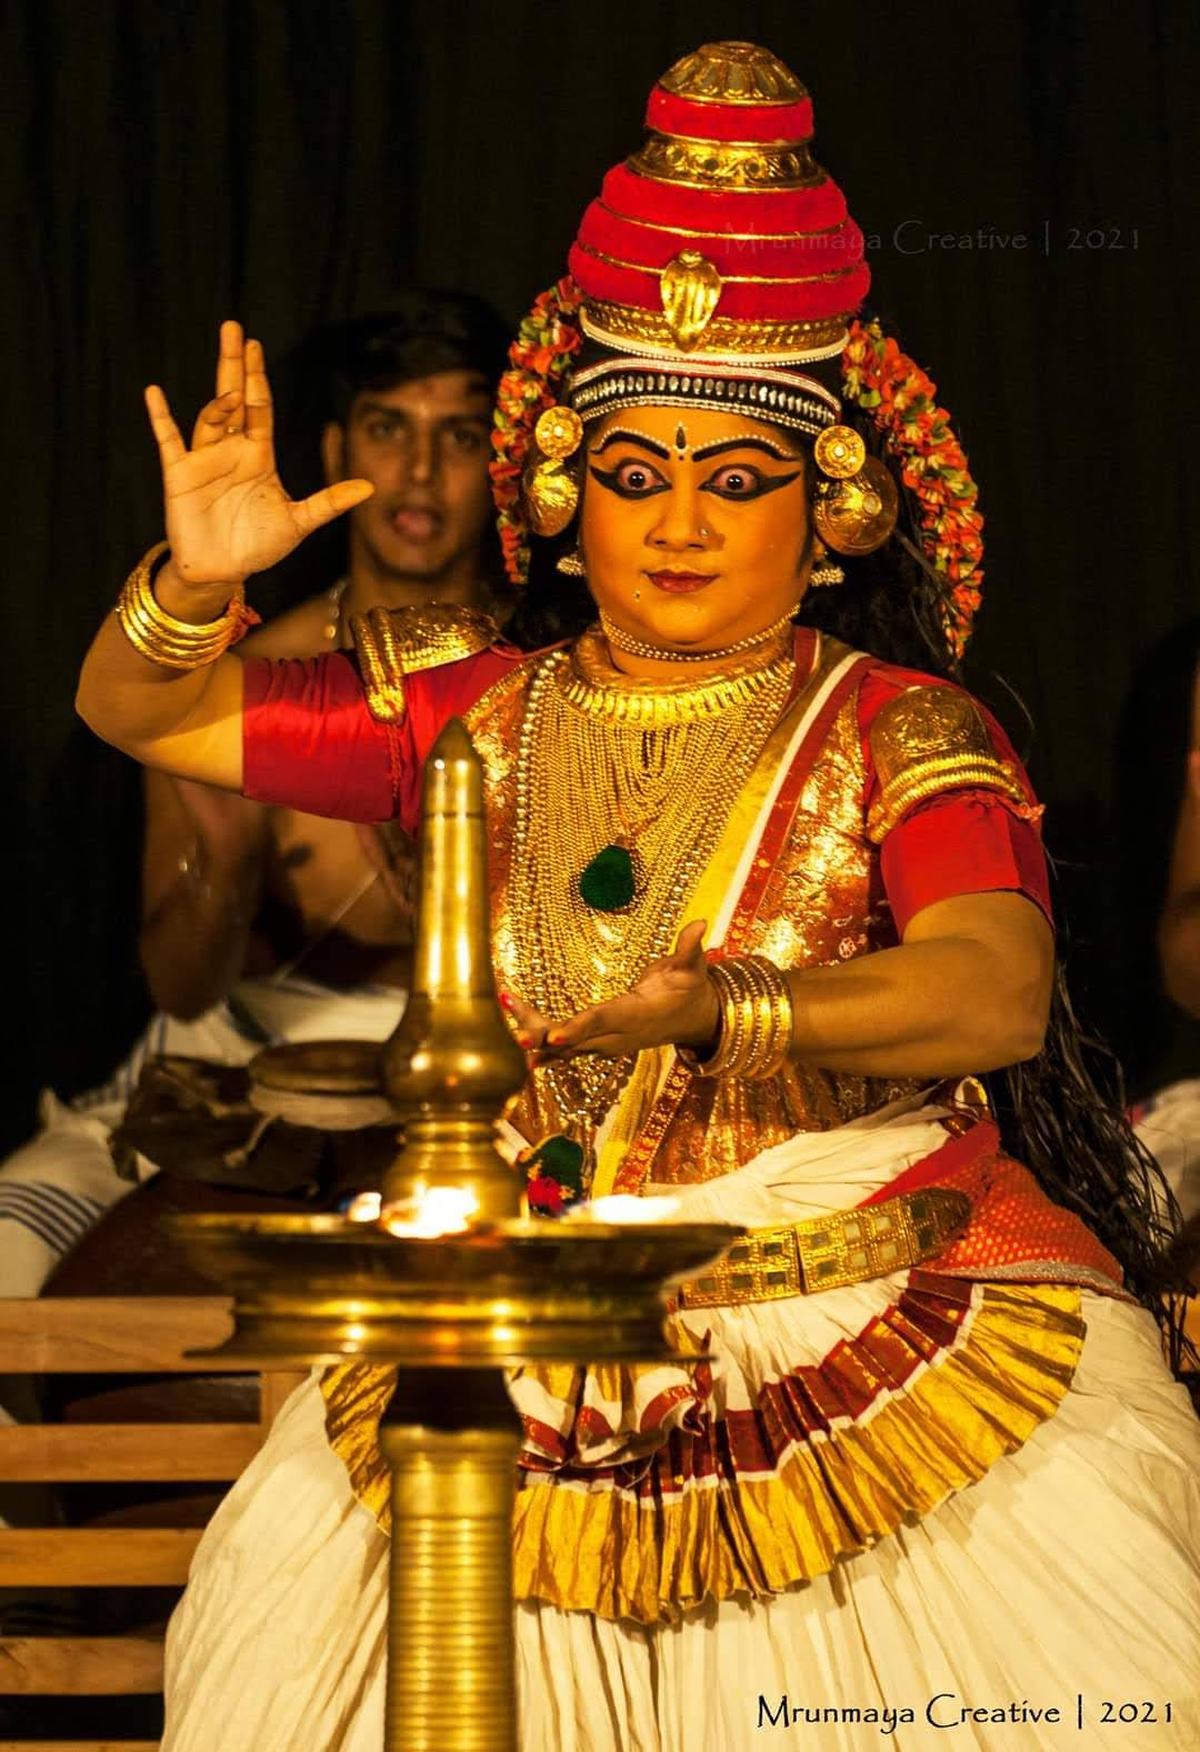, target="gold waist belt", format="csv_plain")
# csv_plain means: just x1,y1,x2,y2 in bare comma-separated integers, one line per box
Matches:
677,1186,971,1308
